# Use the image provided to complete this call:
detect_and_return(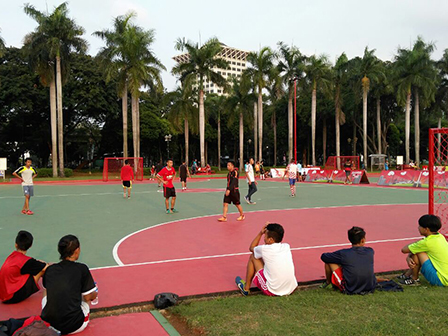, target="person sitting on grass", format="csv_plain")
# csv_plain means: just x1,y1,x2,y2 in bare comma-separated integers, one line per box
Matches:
399,214,448,286
235,223,297,296
320,226,376,294
41,235,97,335
0,231,48,304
